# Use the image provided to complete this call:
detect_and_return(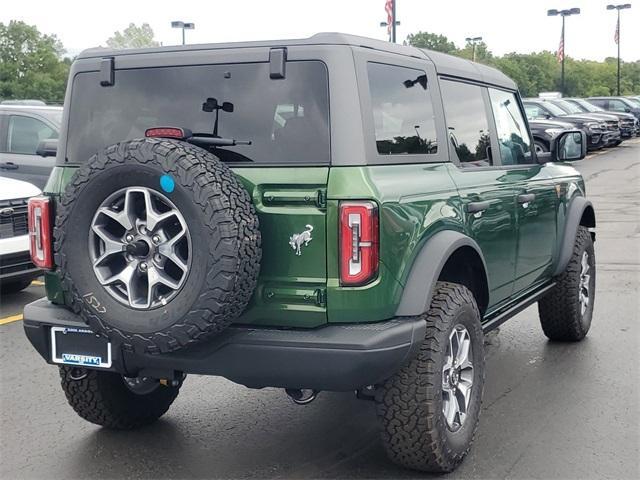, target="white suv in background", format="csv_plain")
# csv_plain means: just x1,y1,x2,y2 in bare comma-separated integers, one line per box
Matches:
0,176,41,294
